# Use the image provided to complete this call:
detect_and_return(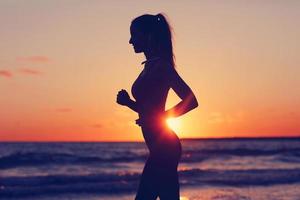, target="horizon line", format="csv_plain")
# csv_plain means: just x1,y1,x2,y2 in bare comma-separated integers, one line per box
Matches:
1,136,300,143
